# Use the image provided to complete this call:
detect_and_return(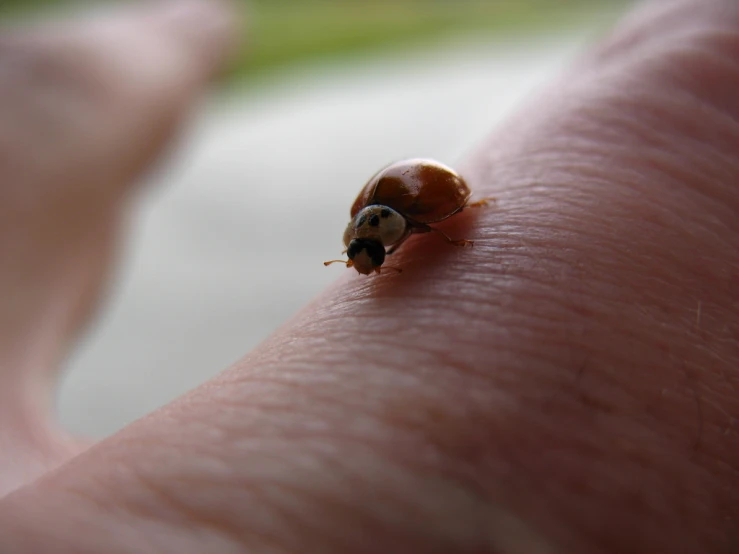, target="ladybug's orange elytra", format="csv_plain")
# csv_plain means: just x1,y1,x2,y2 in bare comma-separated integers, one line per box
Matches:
324,158,492,275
